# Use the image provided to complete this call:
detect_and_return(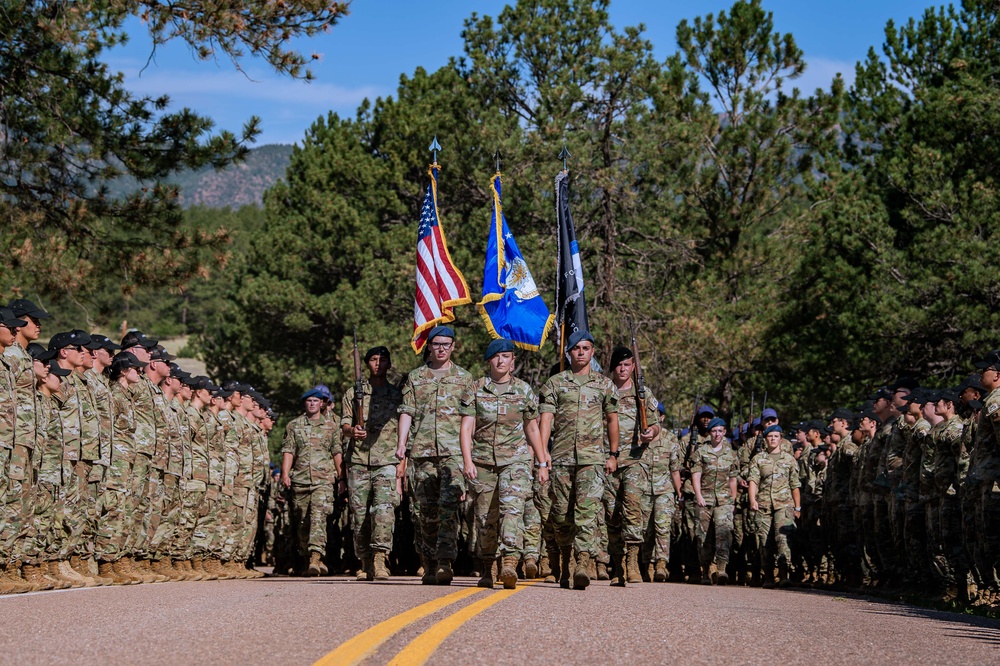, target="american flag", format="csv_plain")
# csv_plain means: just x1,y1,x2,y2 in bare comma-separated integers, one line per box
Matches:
411,165,470,353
